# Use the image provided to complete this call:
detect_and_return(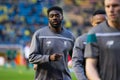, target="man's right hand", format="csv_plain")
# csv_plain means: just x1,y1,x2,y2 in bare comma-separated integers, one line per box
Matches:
49,54,62,61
